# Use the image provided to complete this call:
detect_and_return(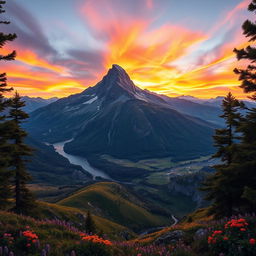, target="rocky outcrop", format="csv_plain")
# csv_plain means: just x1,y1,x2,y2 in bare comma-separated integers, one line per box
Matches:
167,171,209,207
194,228,209,240
154,230,185,245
